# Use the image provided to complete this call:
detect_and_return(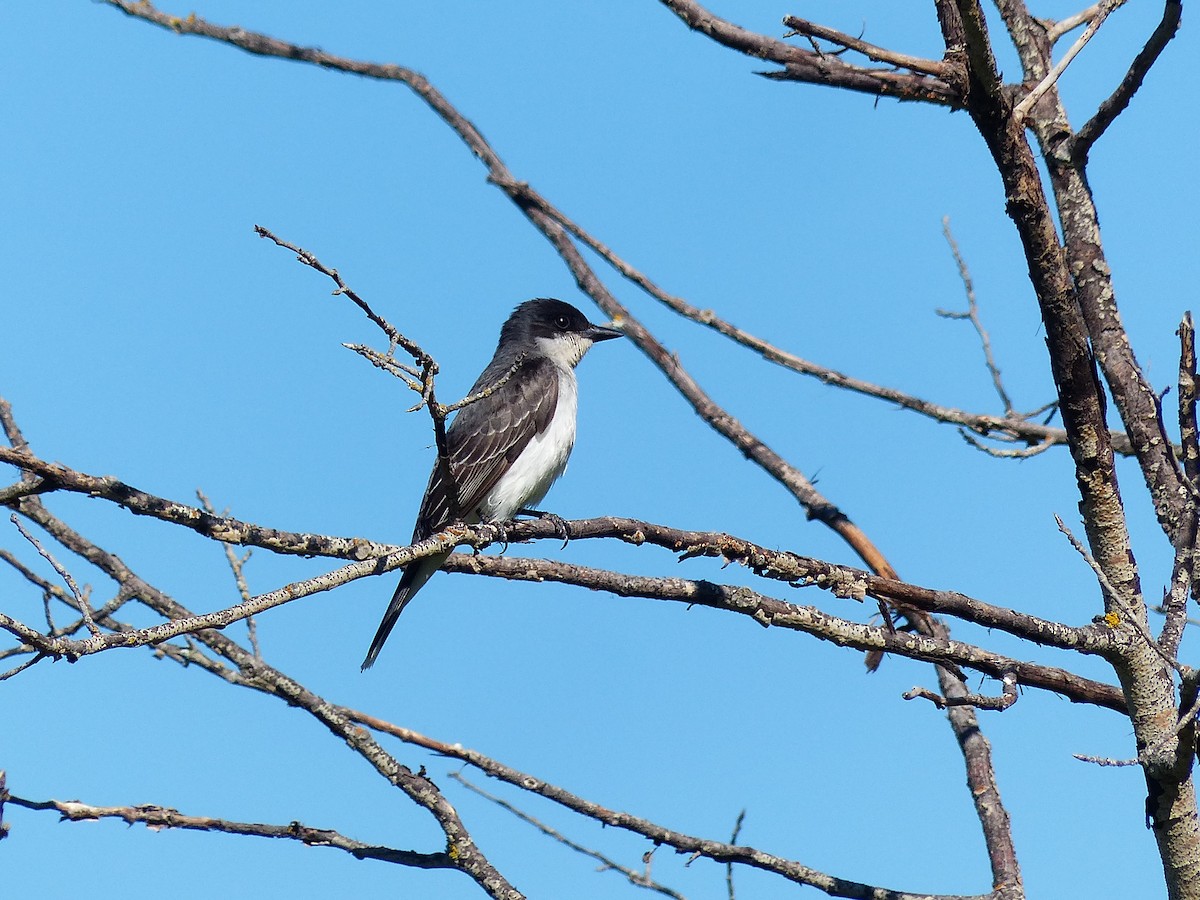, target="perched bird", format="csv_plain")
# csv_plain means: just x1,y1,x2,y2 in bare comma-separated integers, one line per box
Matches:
361,298,623,670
